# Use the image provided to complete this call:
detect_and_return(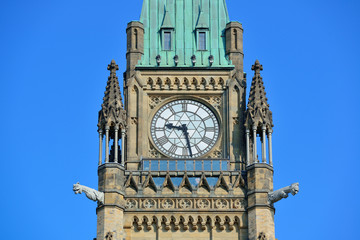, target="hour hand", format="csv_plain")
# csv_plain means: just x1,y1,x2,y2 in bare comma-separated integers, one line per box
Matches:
165,123,183,131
